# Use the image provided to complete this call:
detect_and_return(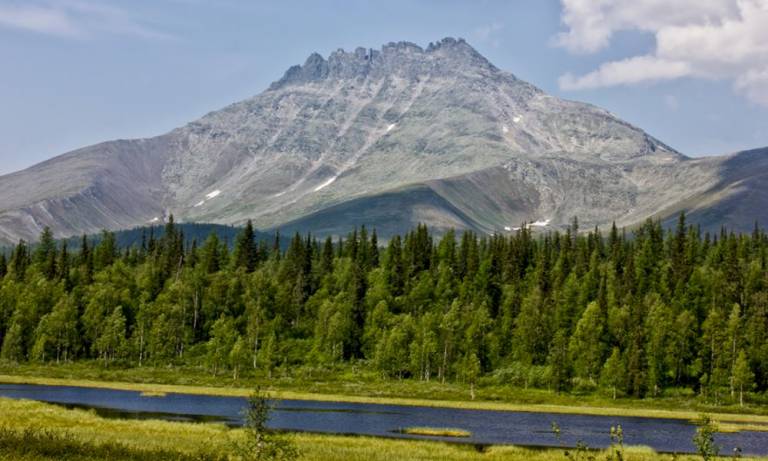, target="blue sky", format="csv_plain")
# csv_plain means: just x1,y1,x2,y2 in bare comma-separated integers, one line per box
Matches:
1,0,767,175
